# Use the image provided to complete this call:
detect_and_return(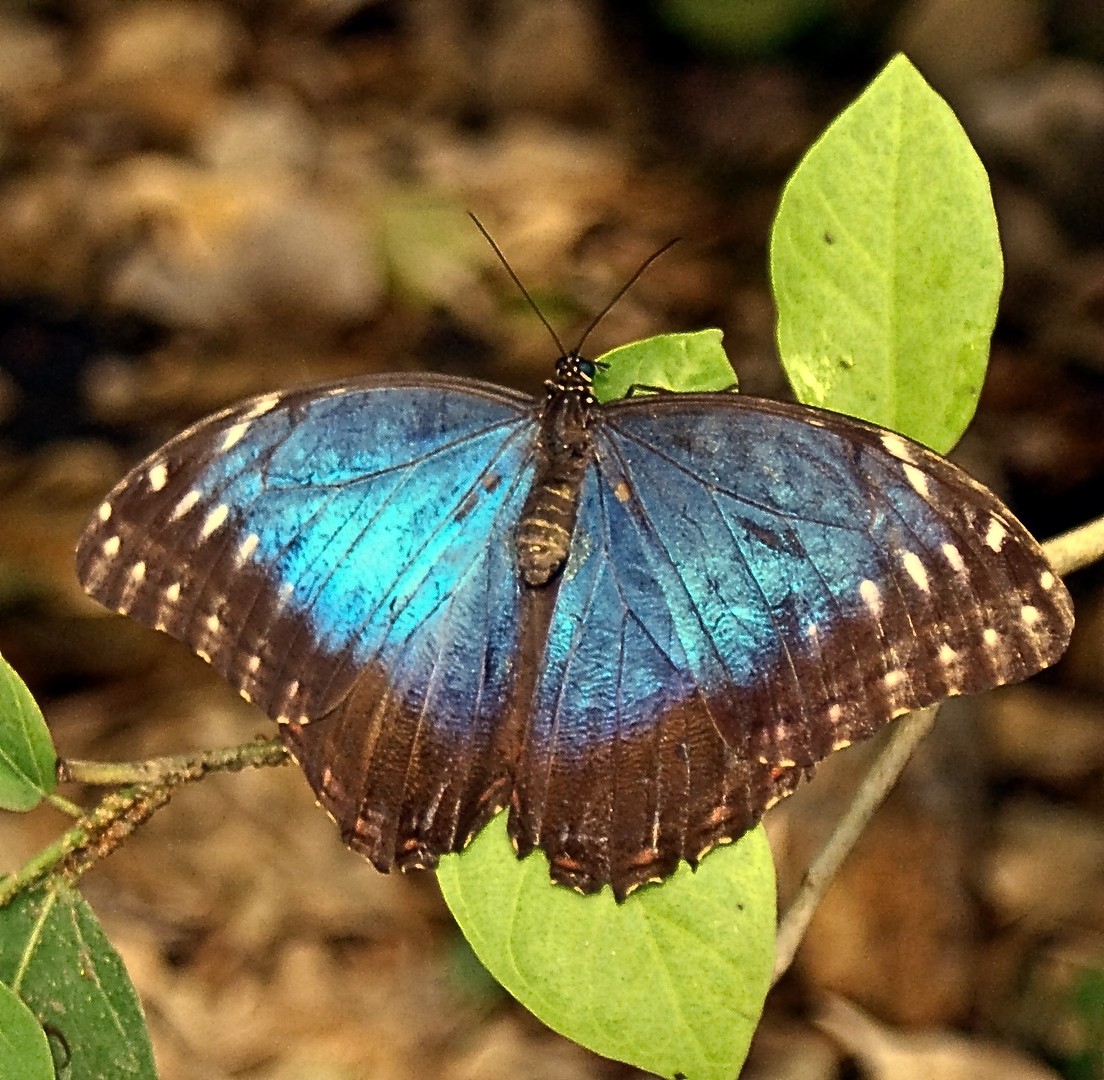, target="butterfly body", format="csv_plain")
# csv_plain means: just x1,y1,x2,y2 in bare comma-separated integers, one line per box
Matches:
77,352,1073,898
518,355,596,586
